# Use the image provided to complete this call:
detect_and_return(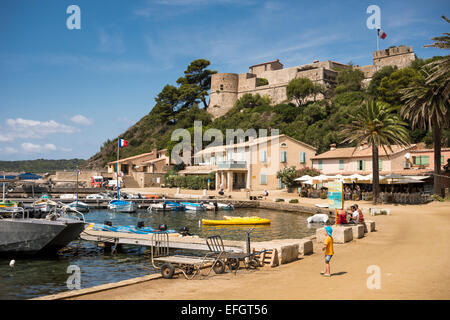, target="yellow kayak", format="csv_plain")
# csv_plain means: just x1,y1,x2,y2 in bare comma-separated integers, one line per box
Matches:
202,216,271,225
